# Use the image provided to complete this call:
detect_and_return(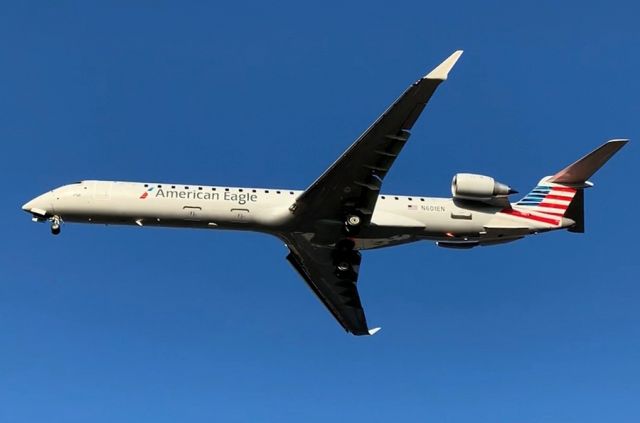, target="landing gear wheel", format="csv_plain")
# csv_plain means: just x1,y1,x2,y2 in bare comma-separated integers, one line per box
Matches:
336,261,351,272
344,213,362,235
50,216,62,236
333,246,361,279
346,214,361,226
